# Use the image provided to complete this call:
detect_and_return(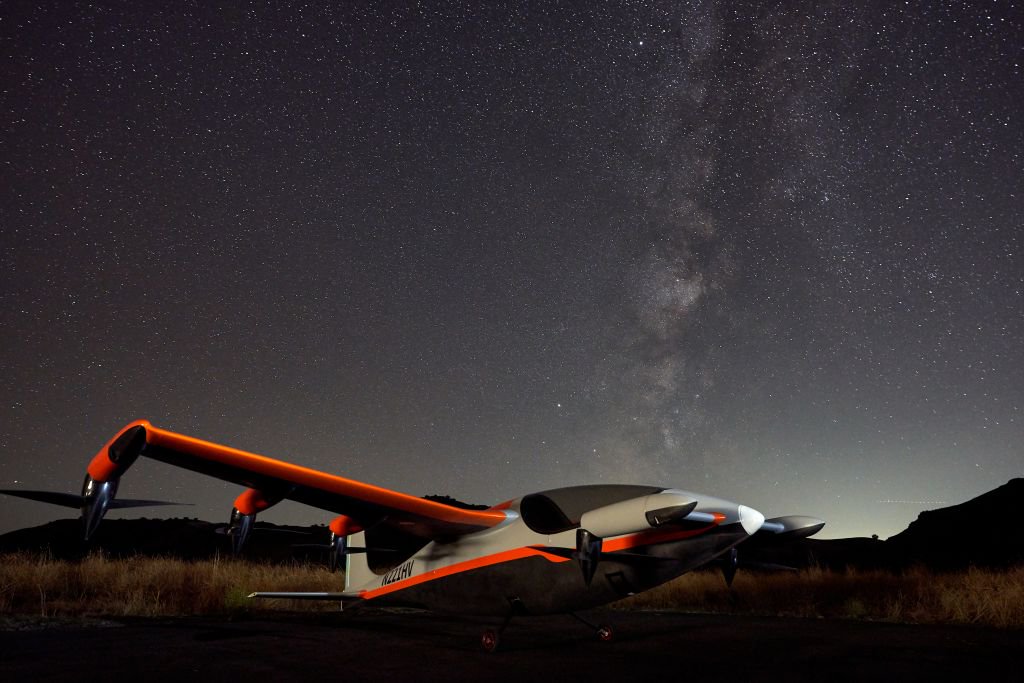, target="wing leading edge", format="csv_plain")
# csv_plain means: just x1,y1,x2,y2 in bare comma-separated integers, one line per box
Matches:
86,420,507,538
